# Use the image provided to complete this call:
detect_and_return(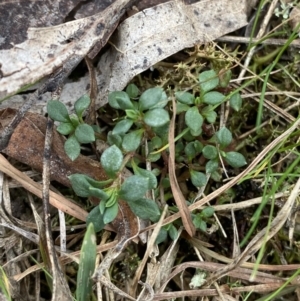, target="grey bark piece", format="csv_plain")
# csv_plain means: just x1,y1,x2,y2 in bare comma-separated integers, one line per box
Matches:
96,0,248,107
